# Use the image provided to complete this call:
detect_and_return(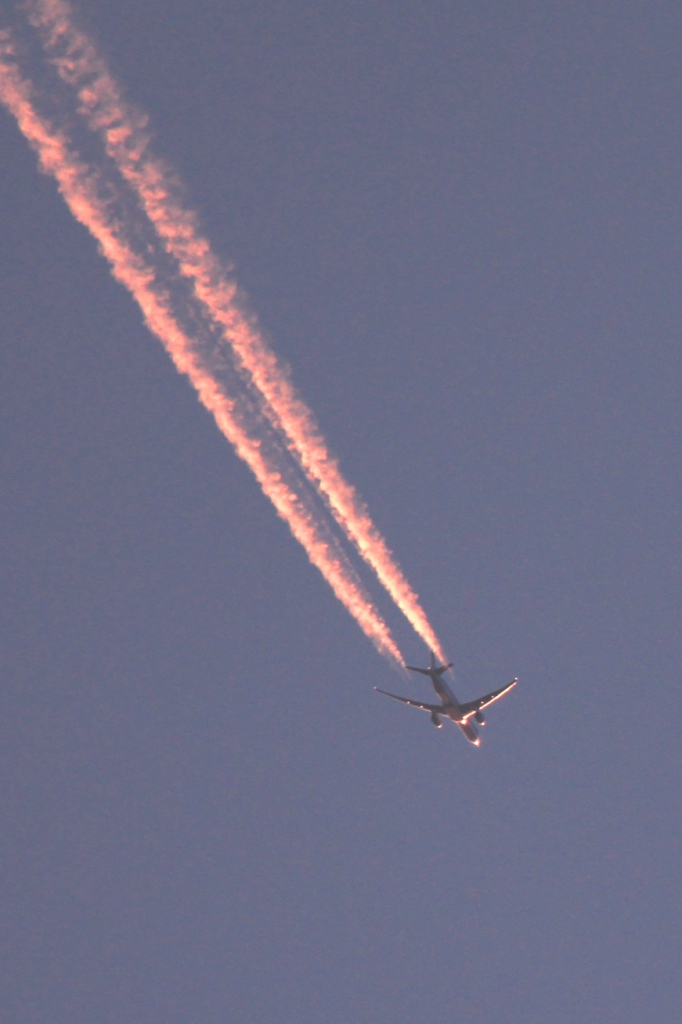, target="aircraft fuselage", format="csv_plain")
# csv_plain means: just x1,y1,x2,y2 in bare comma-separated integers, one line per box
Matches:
375,652,517,747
